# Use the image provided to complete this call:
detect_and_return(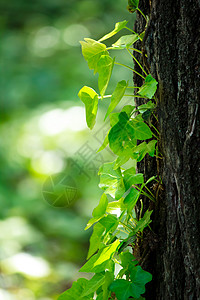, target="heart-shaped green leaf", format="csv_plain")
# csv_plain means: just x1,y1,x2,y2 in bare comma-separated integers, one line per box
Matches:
78,86,98,129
